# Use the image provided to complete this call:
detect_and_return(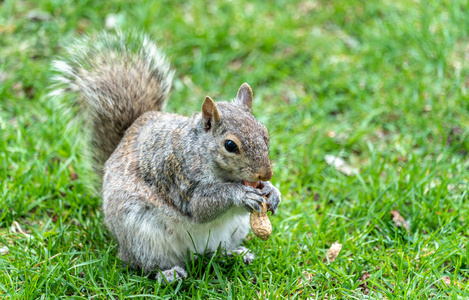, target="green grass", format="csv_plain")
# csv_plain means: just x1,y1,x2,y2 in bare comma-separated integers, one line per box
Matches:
1,0,469,298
